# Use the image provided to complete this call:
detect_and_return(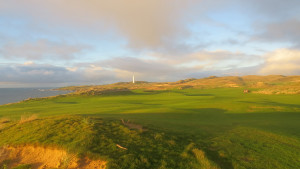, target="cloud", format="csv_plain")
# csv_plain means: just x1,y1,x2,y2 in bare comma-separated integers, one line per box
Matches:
190,50,256,61
149,49,262,70
1,0,299,88
259,48,300,75
0,39,89,60
95,57,196,81
1,0,299,54
245,0,300,19
253,19,300,47
90,49,261,81
0,48,272,88
0,60,185,87
0,0,198,52
0,63,77,83
0,63,121,88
